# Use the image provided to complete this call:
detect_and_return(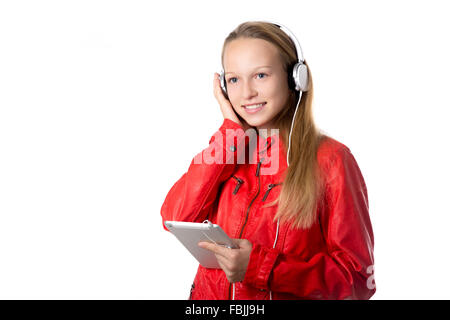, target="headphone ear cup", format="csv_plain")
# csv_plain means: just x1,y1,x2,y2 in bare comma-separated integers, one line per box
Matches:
219,70,228,98
292,62,309,92
287,65,297,92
